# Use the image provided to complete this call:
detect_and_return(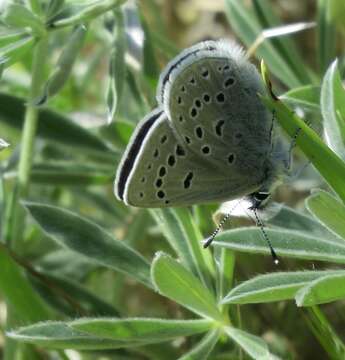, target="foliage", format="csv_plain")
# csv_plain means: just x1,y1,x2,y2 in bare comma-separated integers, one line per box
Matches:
0,0,345,359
